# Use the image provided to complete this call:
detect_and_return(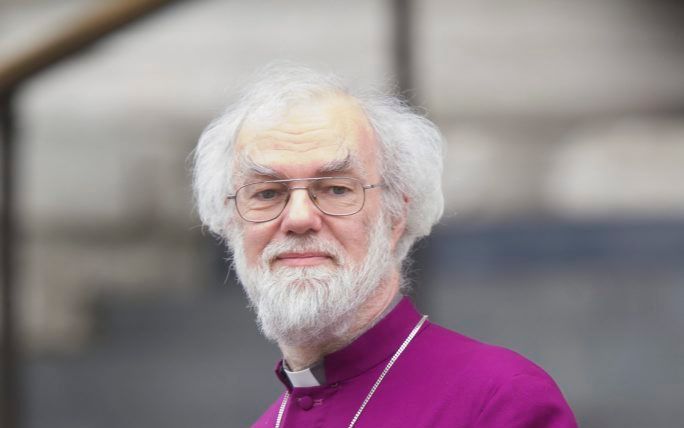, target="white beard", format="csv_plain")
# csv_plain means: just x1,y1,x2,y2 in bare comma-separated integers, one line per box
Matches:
231,217,394,347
